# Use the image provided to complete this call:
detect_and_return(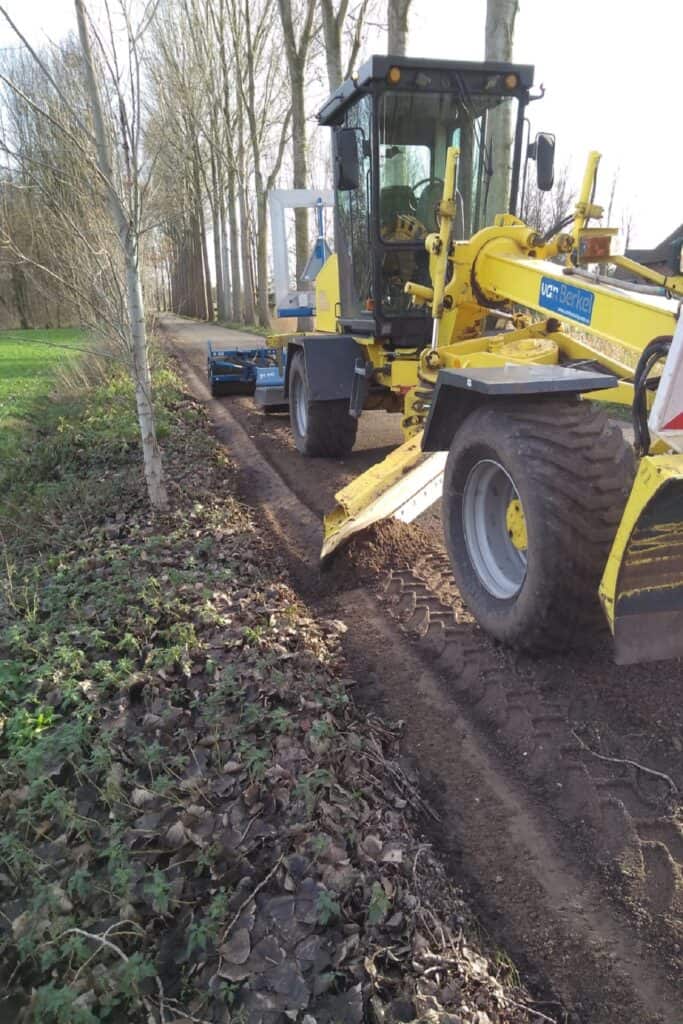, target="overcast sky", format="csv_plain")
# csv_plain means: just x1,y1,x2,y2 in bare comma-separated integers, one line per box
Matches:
2,0,681,247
